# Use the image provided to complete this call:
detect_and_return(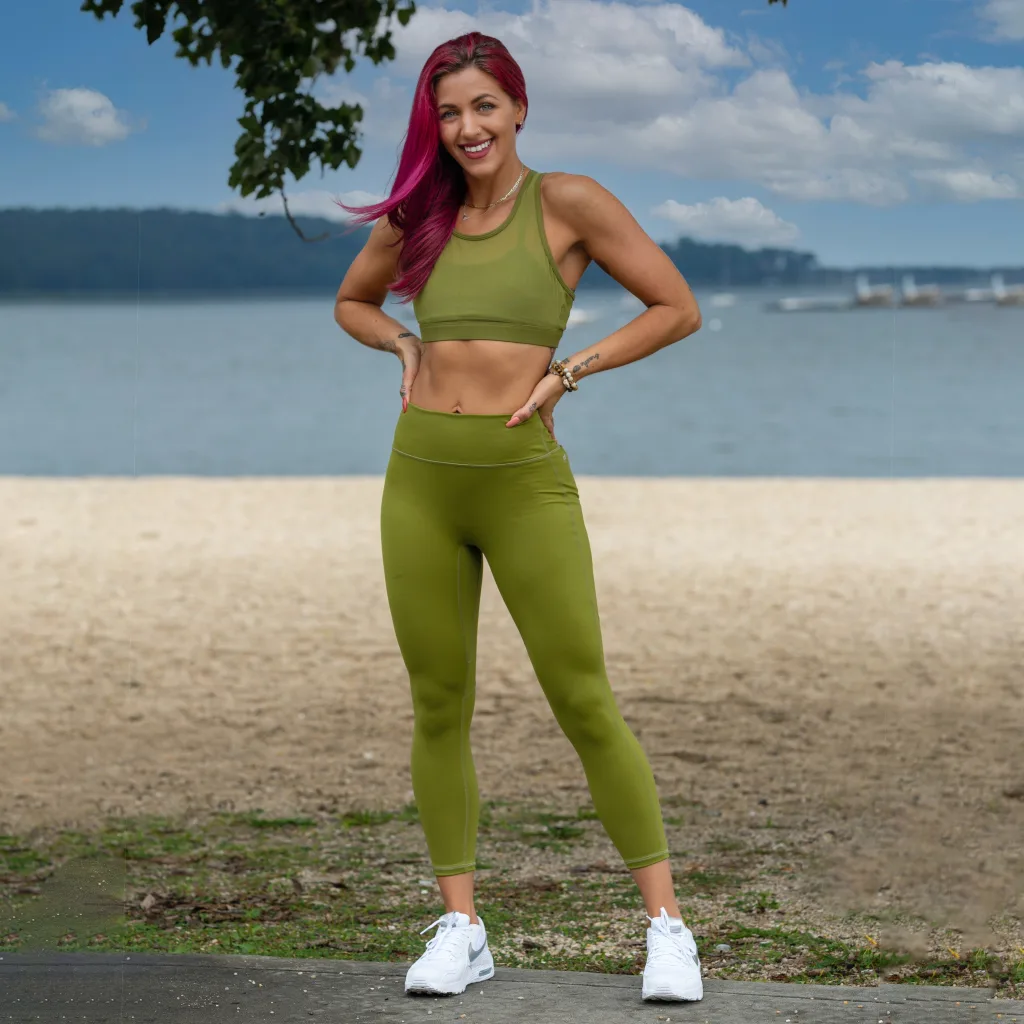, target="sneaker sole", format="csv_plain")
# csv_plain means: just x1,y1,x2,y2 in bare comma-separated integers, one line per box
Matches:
642,981,704,1002
404,948,495,996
